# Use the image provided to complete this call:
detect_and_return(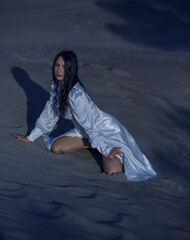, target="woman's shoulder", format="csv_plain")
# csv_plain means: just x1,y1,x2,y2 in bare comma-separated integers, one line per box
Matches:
69,81,85,99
